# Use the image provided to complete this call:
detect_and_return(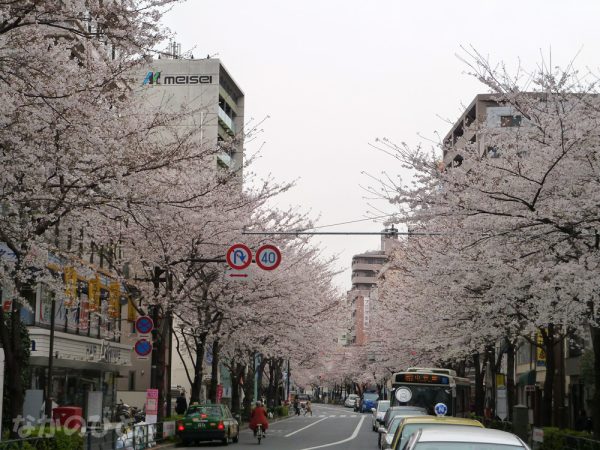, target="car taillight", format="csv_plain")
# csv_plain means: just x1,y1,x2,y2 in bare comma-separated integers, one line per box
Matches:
217,421,225,430
177,421,185,431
